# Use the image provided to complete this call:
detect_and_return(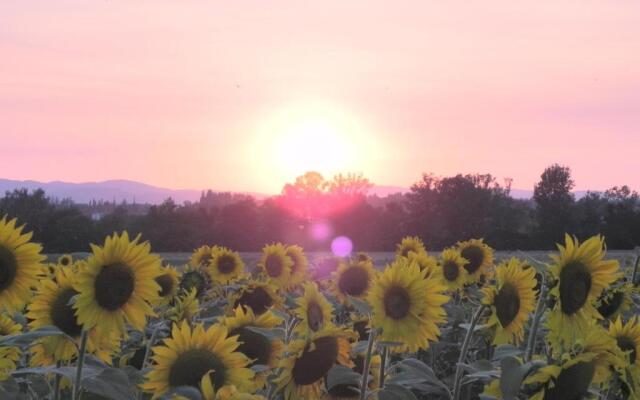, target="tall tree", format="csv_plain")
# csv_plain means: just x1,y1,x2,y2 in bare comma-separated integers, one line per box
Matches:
533,164,575,247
